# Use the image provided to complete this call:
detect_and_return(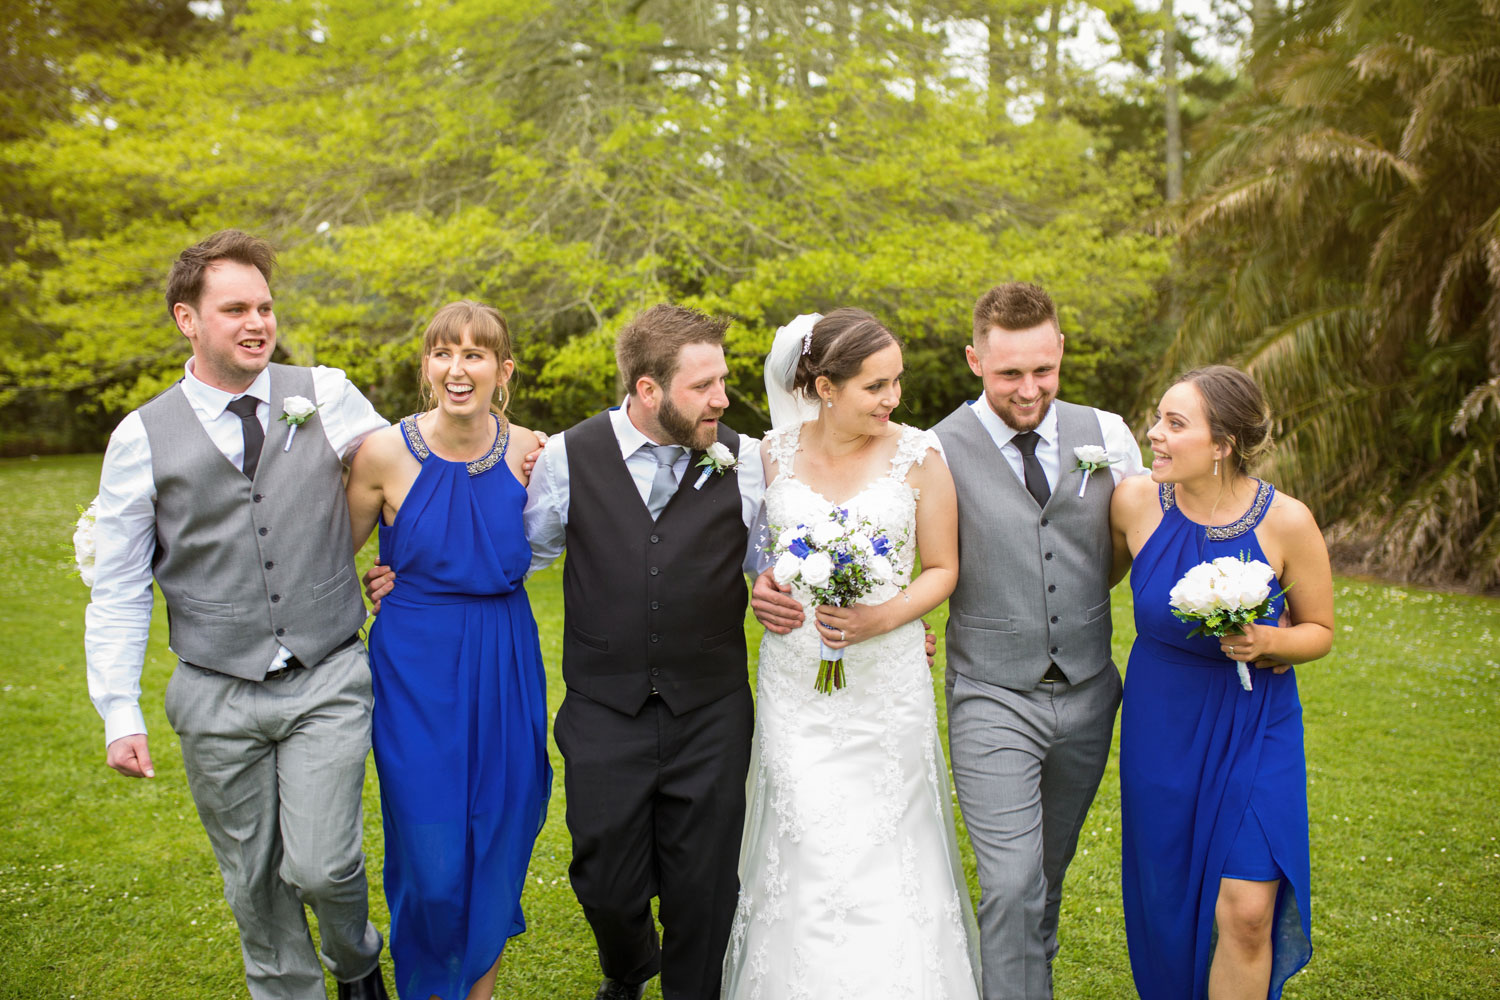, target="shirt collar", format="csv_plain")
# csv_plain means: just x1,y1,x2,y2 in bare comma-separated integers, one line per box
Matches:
609,396,667,461
182,358,272,418
972,394,1059,449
